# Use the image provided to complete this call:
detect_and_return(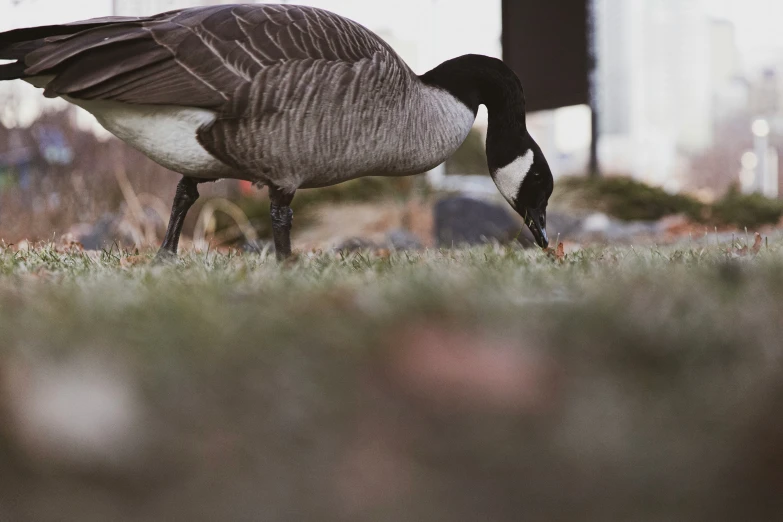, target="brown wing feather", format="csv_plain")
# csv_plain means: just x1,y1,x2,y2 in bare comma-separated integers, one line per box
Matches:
25,26,151,75
5,4,404,114
0,15,144,56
